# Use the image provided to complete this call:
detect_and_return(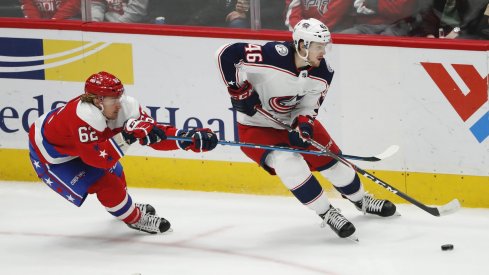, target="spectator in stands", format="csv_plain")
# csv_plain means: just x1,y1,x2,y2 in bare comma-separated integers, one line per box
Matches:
226,0,249,28
410,0,489,39
146,0,249,28
284,0,354,32
21,0,80,19
91,0,149,23
463,1,489,39
0,0,23,17
410,0,463,38
339,0,417,36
